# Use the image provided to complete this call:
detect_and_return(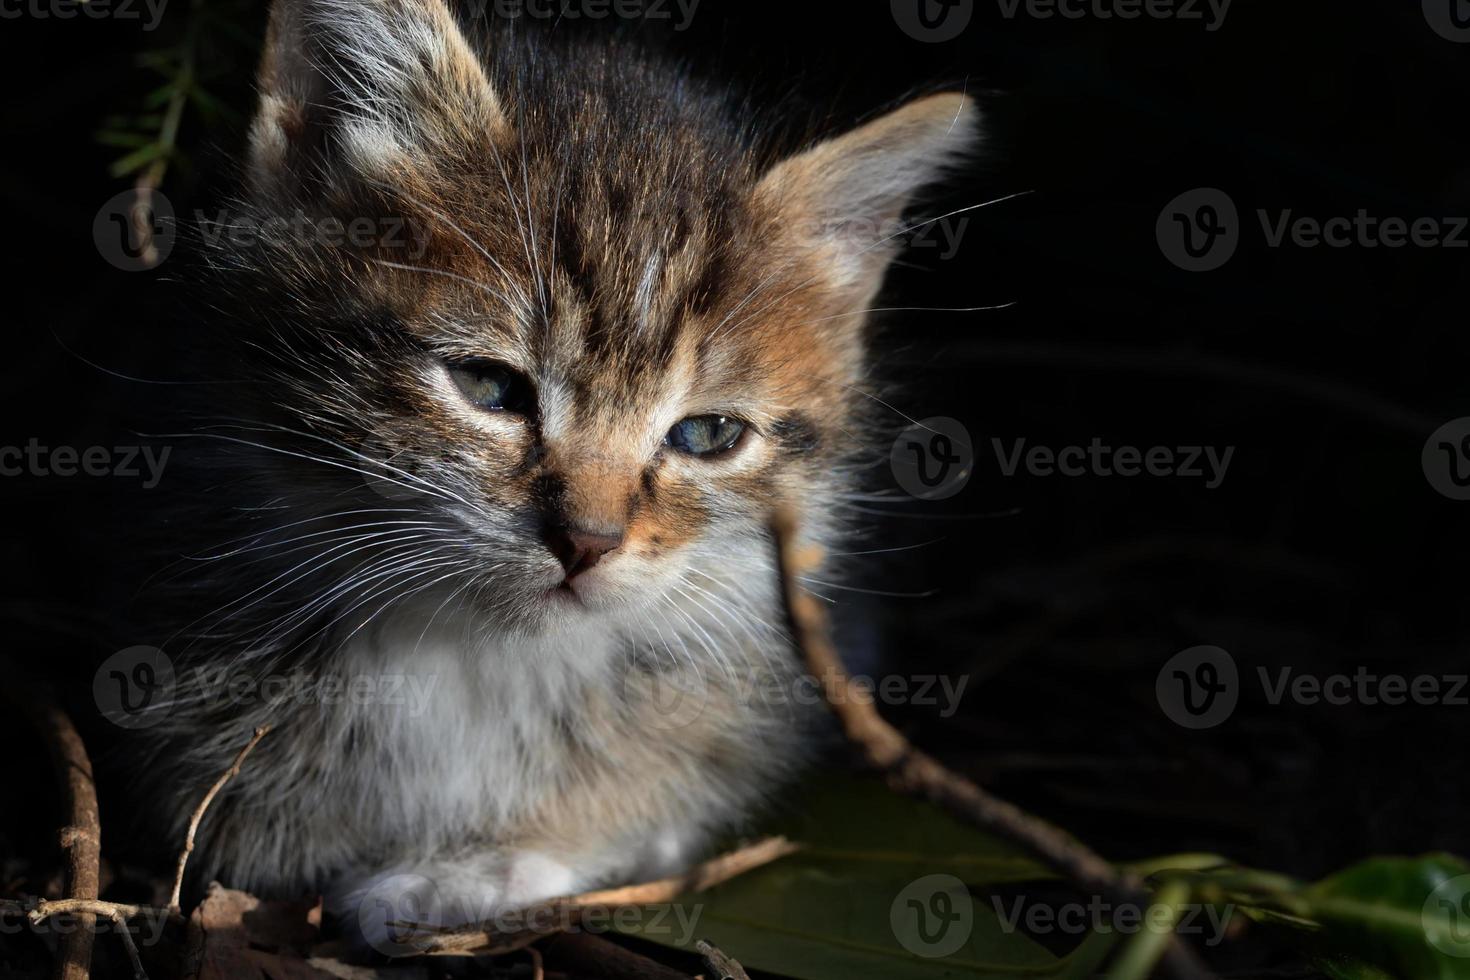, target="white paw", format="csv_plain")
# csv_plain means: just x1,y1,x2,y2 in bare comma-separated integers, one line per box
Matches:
329,851,583,959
